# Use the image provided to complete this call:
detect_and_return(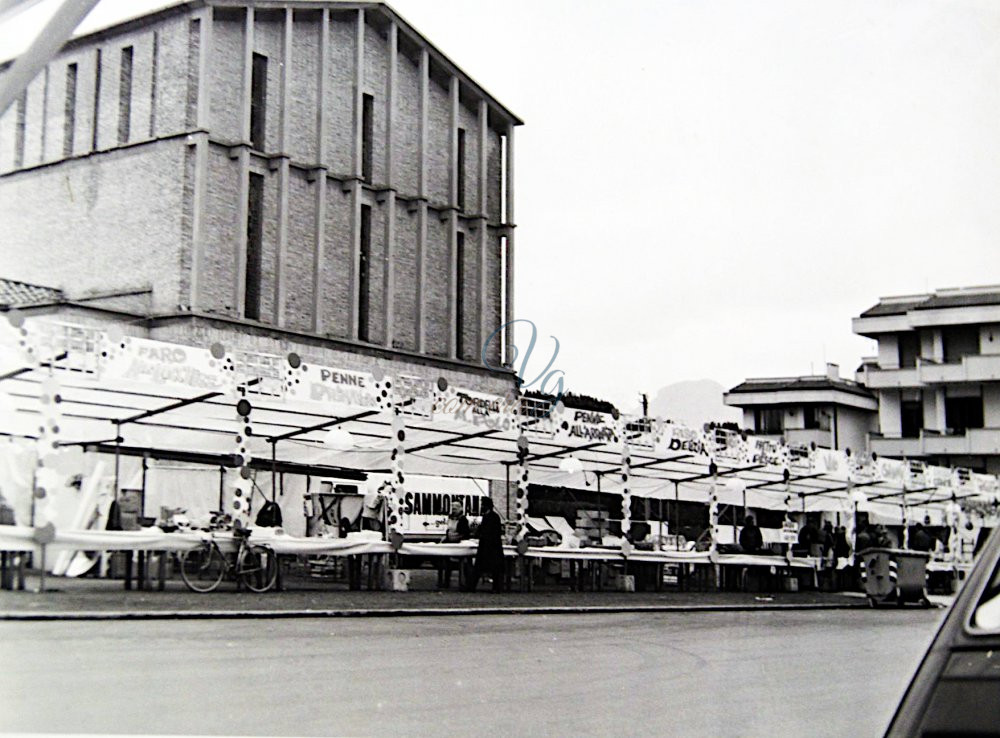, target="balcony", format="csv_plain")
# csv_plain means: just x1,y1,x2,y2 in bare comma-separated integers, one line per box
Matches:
861,367,921,389
869,434,924,457
871,428,1000,457
919,354,1000,384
